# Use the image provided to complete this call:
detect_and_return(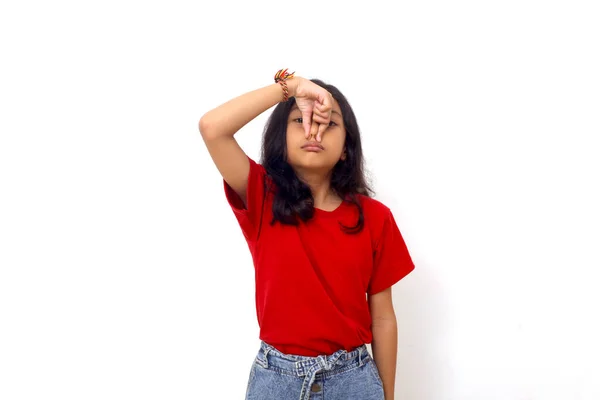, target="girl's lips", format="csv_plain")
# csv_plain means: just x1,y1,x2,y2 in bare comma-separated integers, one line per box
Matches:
302,146,324,152
301,142,324,151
